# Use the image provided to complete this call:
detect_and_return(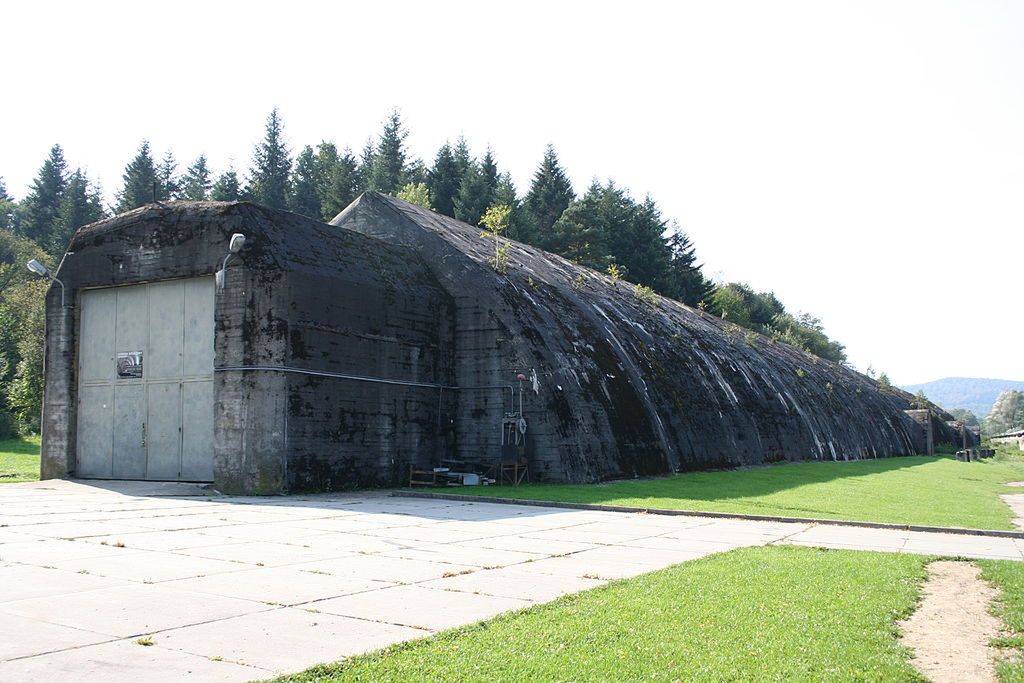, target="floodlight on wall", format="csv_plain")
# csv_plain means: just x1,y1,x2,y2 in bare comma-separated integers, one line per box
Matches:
26,258,67,307
216,233,247,290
